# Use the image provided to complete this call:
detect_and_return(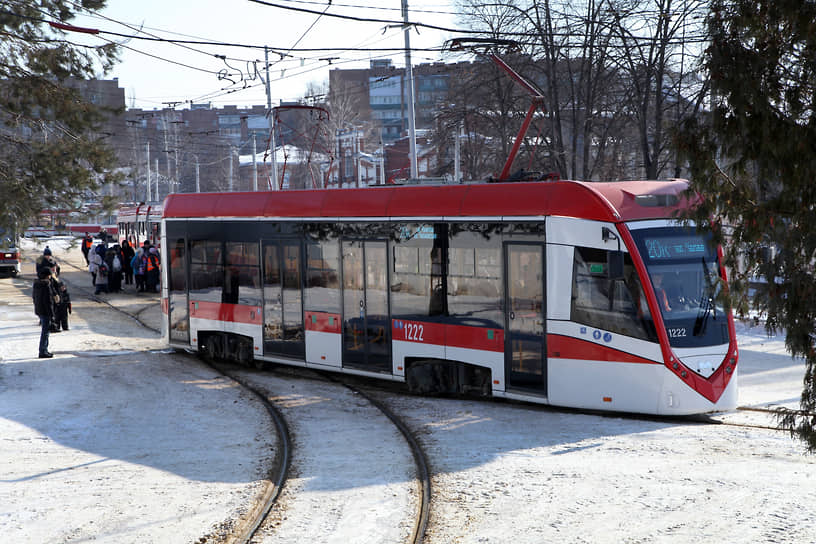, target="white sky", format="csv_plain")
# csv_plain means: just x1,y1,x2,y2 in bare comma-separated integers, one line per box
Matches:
70,0,463,110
